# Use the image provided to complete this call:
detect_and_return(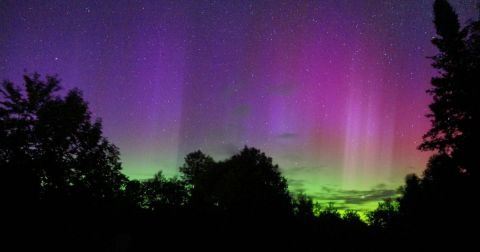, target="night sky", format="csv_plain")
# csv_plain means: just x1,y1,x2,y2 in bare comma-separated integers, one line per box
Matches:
1,0,478,212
